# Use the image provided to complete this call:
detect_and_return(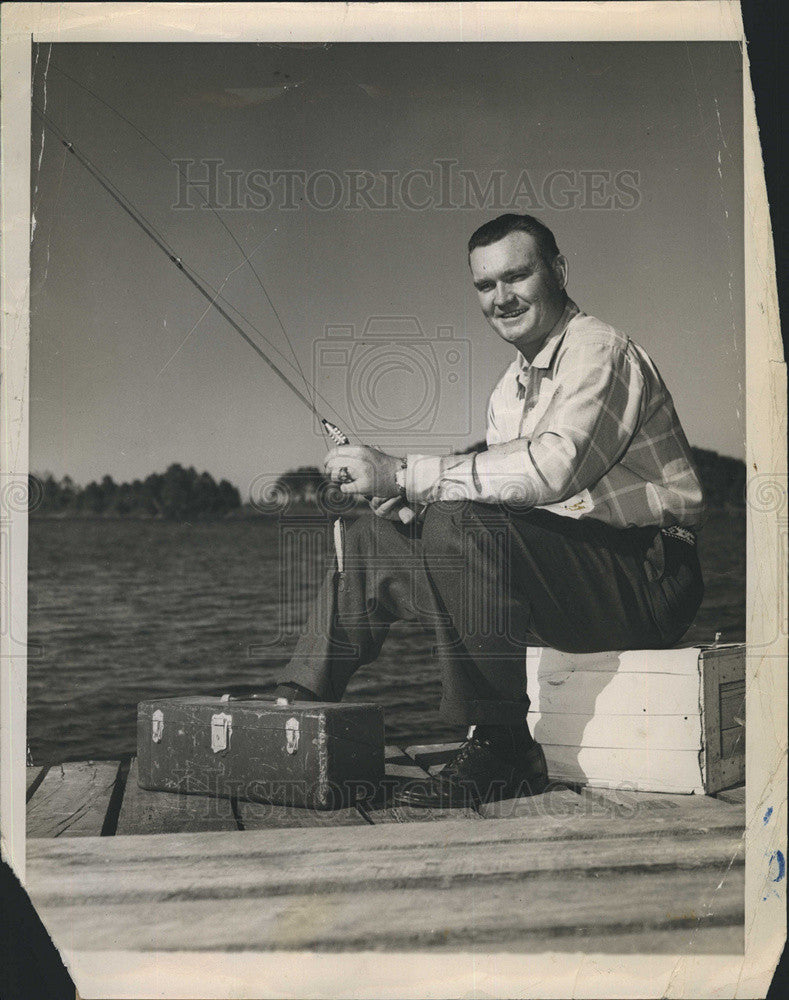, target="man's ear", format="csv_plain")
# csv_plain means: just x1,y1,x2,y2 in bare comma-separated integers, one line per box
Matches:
553,254,569,290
